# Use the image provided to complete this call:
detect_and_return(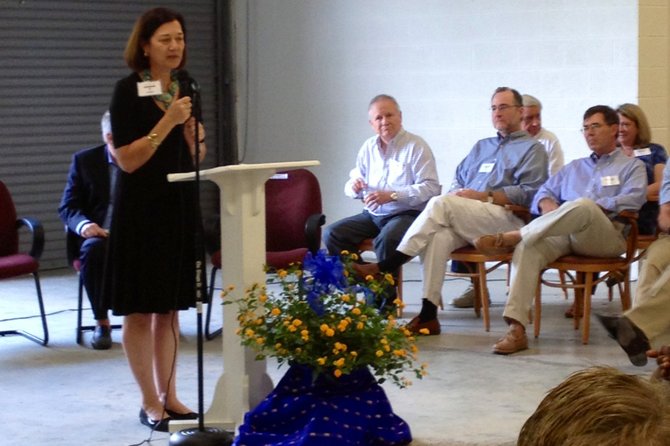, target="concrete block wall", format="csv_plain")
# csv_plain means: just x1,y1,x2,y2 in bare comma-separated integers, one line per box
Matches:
236,0,646,224
639,0,670,149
